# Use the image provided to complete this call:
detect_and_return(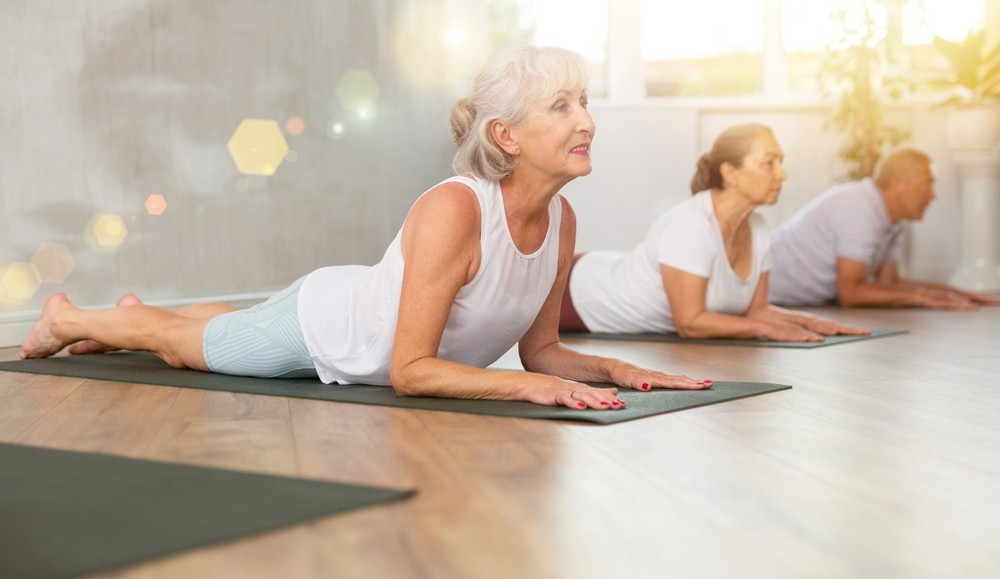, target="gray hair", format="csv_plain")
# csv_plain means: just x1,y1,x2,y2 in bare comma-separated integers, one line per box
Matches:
450,44,590,182
874,148,932,187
